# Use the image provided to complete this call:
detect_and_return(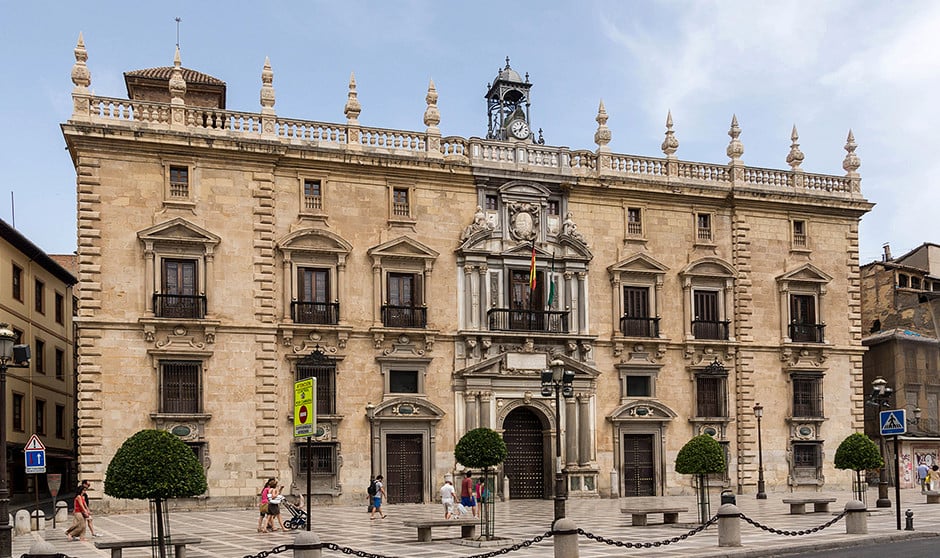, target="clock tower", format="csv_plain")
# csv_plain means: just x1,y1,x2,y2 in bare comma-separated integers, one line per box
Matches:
485,57,534,141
